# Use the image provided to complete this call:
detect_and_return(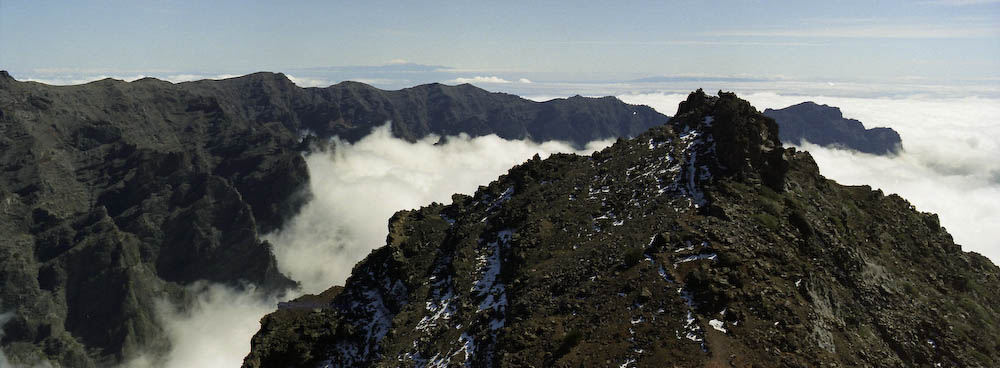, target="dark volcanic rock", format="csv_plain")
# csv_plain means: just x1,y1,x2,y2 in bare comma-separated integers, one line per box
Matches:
764,101,902,155
244,90,999,367
0,71,665,367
